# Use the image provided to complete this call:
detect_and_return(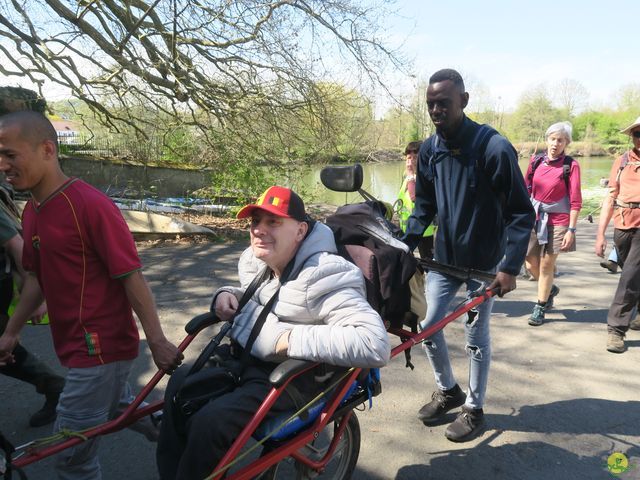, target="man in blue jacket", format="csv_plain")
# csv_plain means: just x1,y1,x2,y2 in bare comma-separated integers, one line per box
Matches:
403,69,534,442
